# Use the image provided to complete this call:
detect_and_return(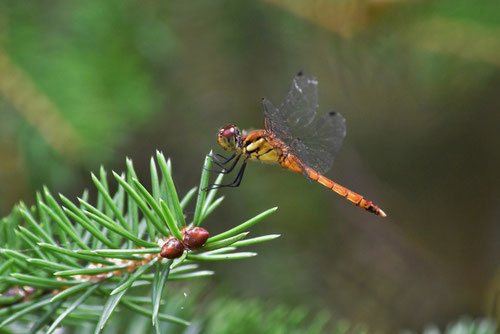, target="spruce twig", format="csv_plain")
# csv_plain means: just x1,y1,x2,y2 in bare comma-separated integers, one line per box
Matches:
0,152,279,333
